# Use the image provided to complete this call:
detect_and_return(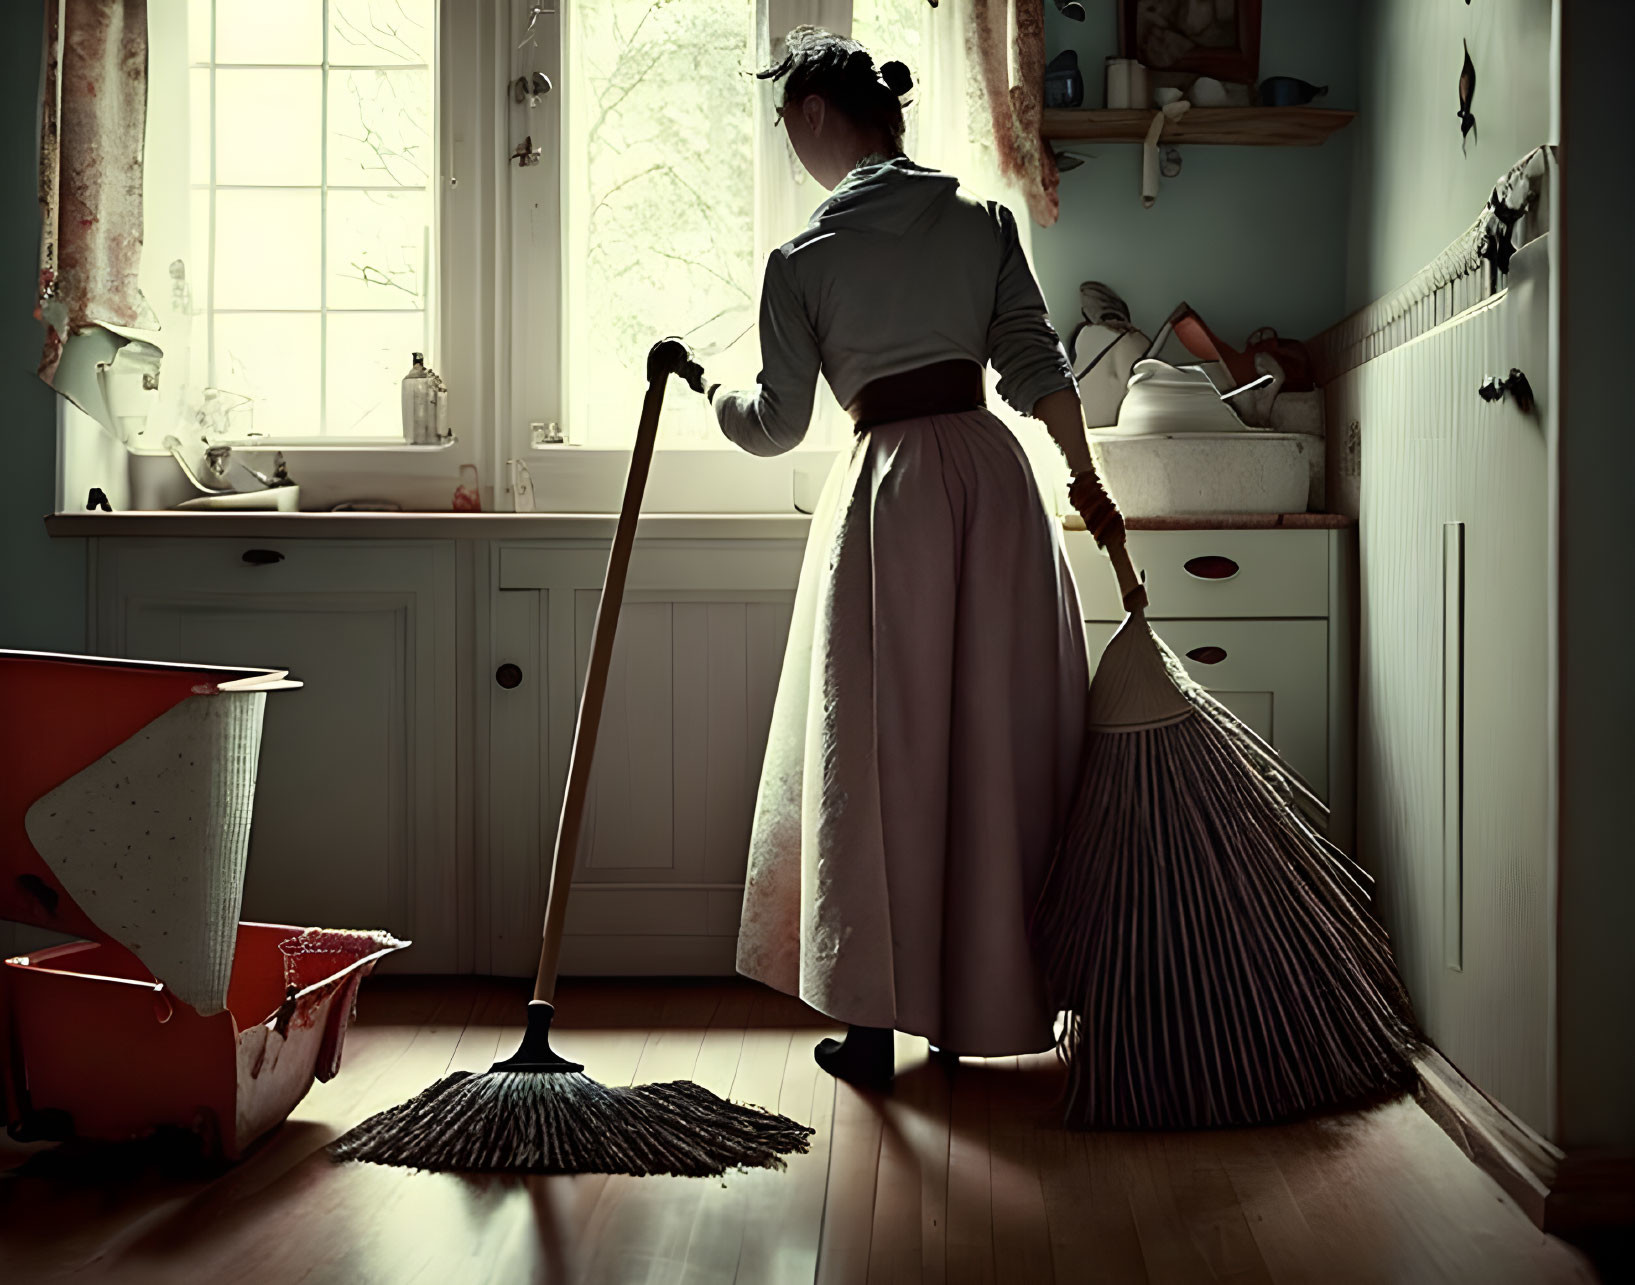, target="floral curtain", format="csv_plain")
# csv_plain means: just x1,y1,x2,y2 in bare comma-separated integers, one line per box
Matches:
36,0,154,384
968,0,1058,227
